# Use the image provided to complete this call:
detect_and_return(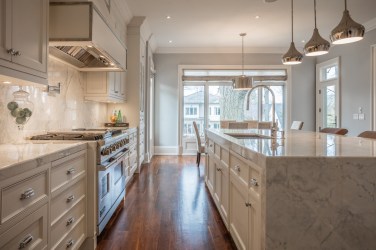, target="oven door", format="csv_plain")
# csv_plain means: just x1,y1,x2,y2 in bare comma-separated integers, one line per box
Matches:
97,152,127,225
